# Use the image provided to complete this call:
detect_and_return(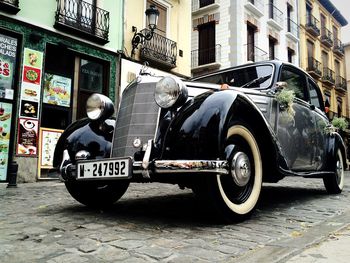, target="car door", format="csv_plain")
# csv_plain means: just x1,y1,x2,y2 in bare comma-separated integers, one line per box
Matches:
276,66,318,171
